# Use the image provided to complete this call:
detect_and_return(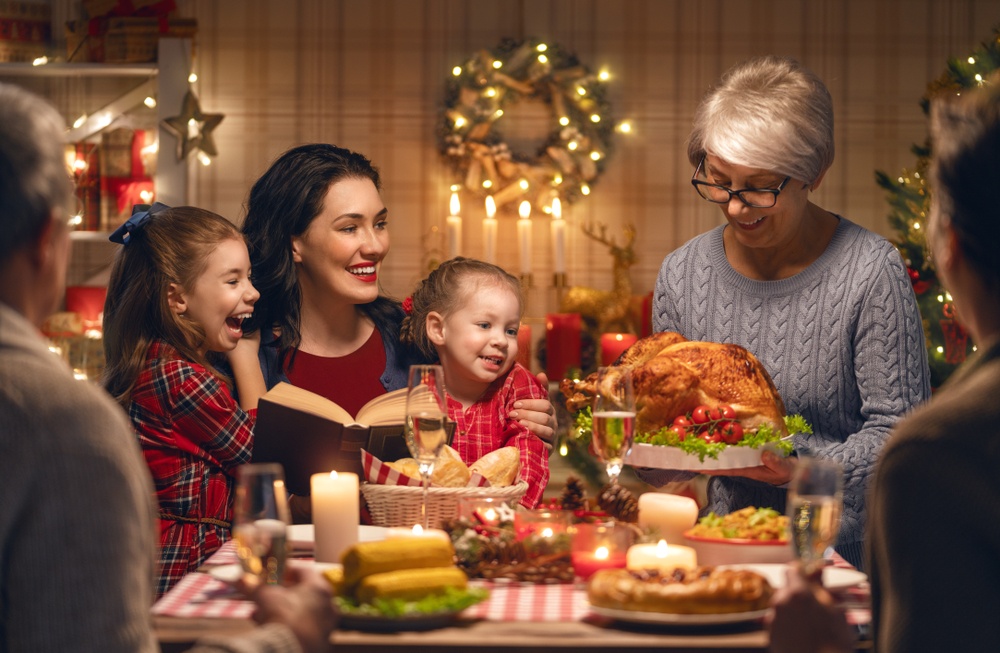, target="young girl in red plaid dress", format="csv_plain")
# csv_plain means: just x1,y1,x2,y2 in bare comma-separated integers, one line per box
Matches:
401,257,549,507
103,204,266,596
